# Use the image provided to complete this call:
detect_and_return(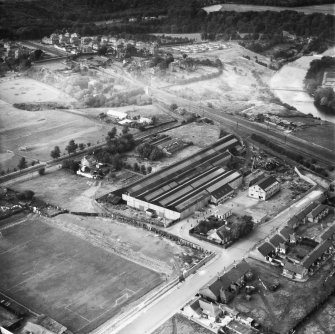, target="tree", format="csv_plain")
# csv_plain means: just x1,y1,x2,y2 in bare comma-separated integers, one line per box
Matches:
38,167,45,176
140,165,146,175
149,147,165,161
66,139,78,154
122,125,129,135
79,143,86,151
147,166,152,174
97,45,108,56
170,103,178,111
18,157,27,170
18,190,34,201
108,127,117,138
133,162,140,172
50,146,61,159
